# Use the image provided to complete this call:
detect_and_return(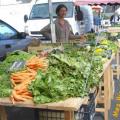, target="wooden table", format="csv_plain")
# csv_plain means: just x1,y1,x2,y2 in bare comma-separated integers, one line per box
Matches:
0,97,89,120
0,54,116,120
96,53,116,120
115,42,120,80
107,27,120,80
